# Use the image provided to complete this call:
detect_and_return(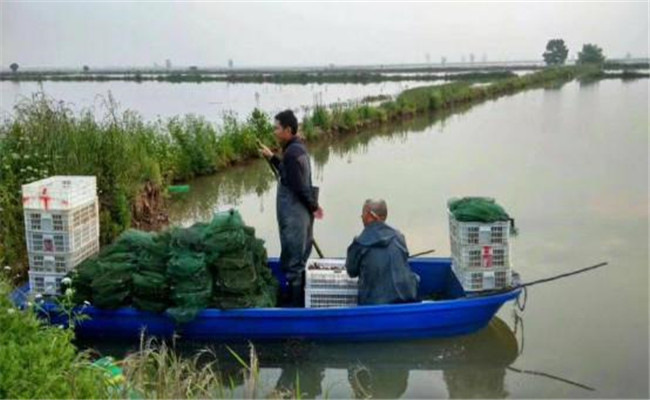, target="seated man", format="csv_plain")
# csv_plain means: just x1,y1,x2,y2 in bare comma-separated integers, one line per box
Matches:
345,199,419,305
